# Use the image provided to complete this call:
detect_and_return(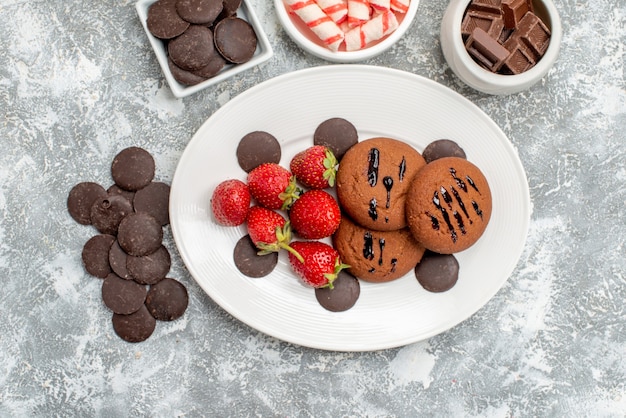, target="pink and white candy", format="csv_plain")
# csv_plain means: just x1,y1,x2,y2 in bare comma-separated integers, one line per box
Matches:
369,0,390,11
315,0,348,24
286,0,345,51
390,0,409,14
344,9,399,51
347,0,371,28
